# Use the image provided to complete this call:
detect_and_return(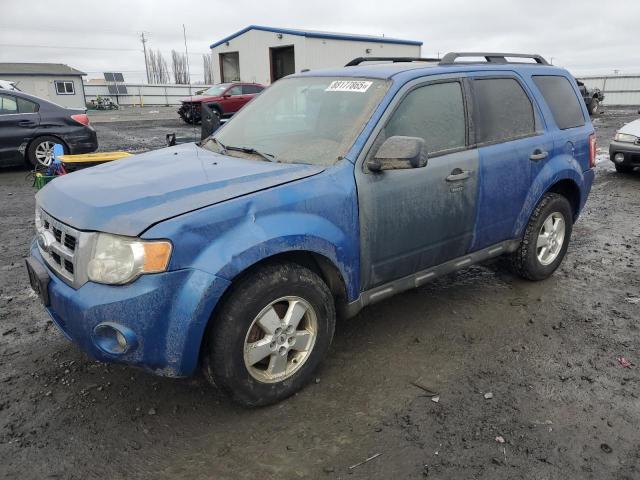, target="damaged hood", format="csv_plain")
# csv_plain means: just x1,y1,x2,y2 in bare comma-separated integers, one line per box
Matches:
618,118,640,138
37,143,324,236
